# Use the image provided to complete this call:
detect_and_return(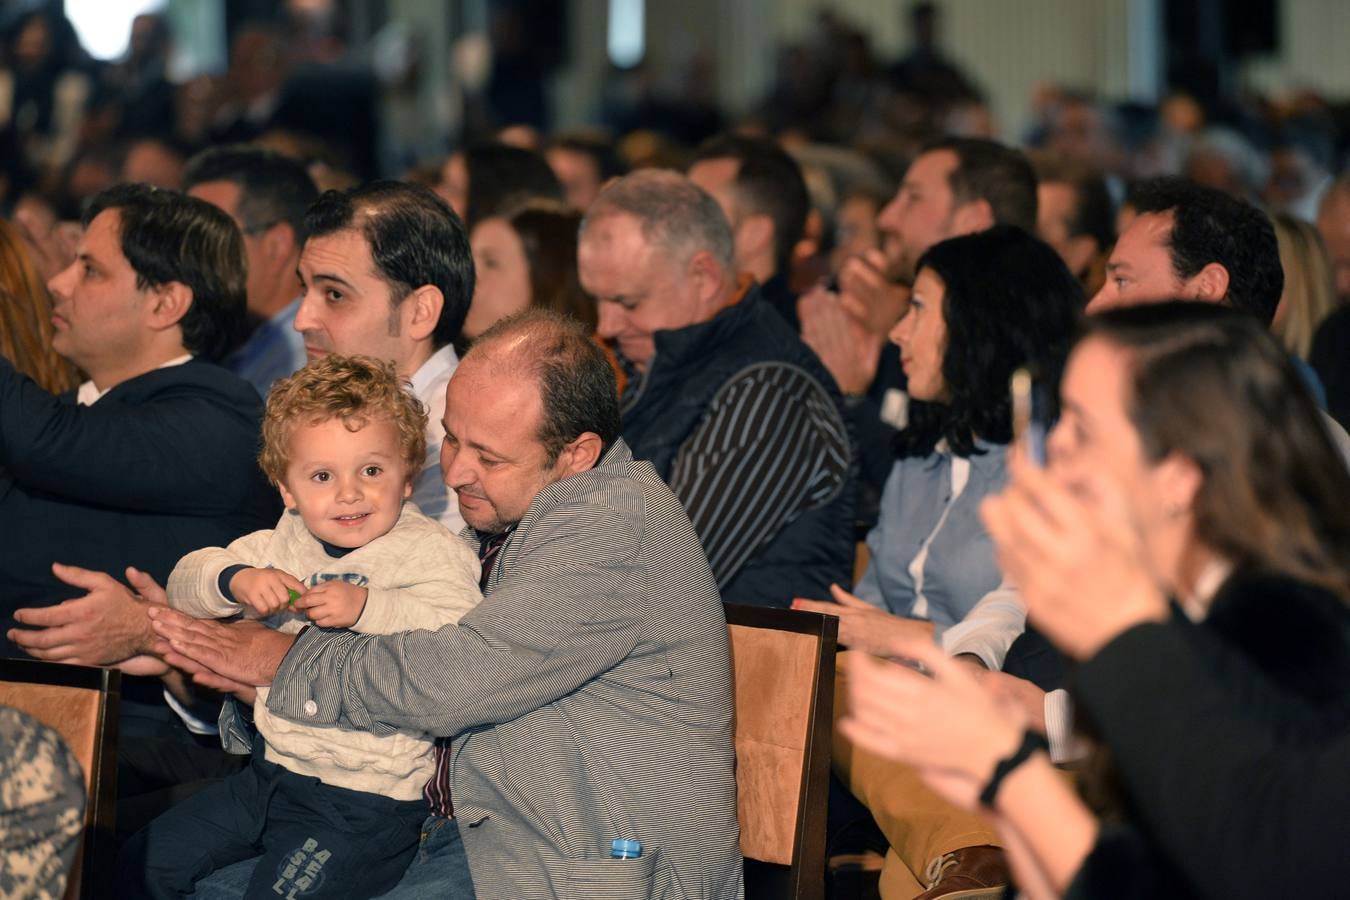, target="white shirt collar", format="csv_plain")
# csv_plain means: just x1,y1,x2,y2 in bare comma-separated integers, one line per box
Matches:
1179,556,1234,622
77,354,193,406
409,344,458,397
